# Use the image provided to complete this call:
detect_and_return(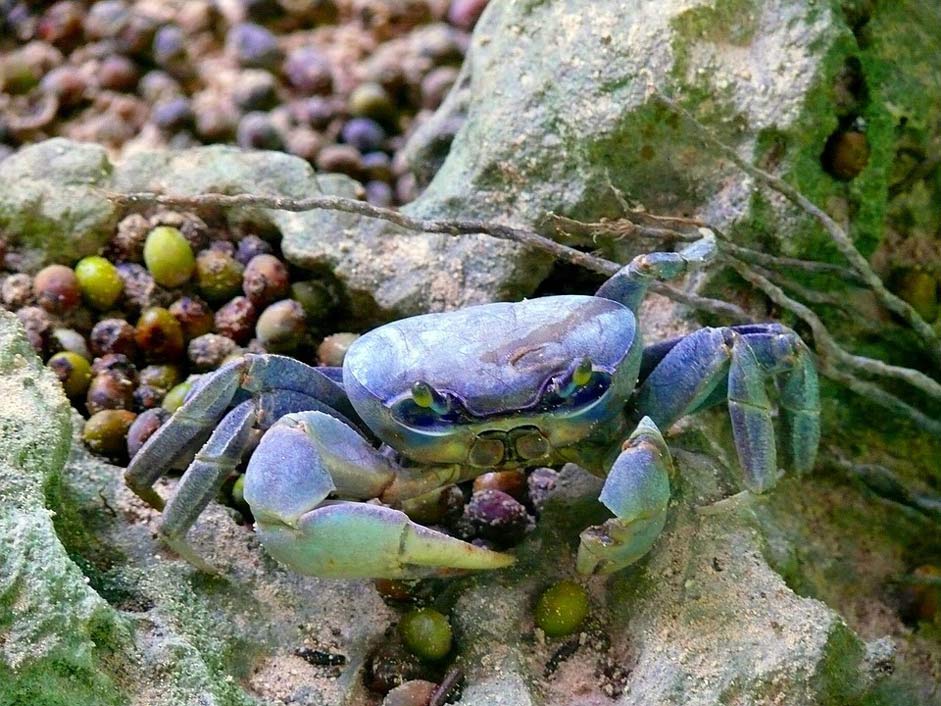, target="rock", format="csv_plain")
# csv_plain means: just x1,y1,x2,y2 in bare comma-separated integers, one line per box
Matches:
449,457,889,706
0,139,118,270
0,309,123,703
